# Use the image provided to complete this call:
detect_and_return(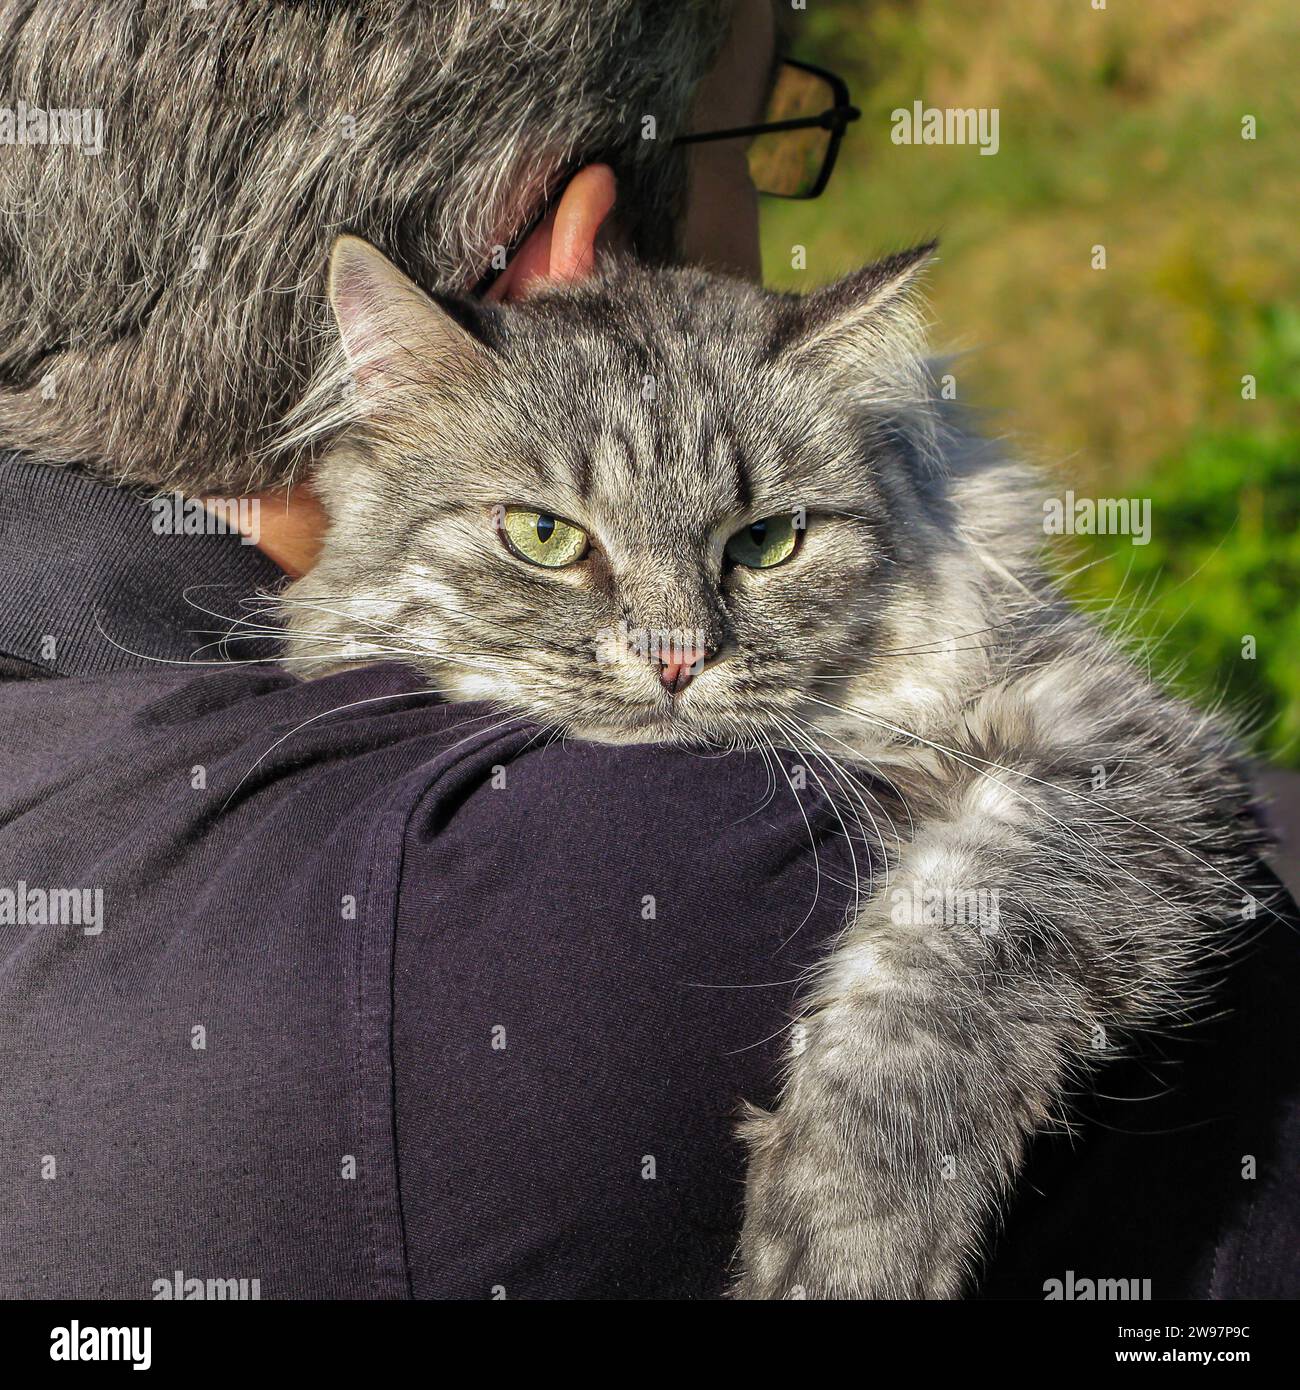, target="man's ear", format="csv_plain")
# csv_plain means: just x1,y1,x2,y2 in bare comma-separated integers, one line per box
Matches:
327,235,487,399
